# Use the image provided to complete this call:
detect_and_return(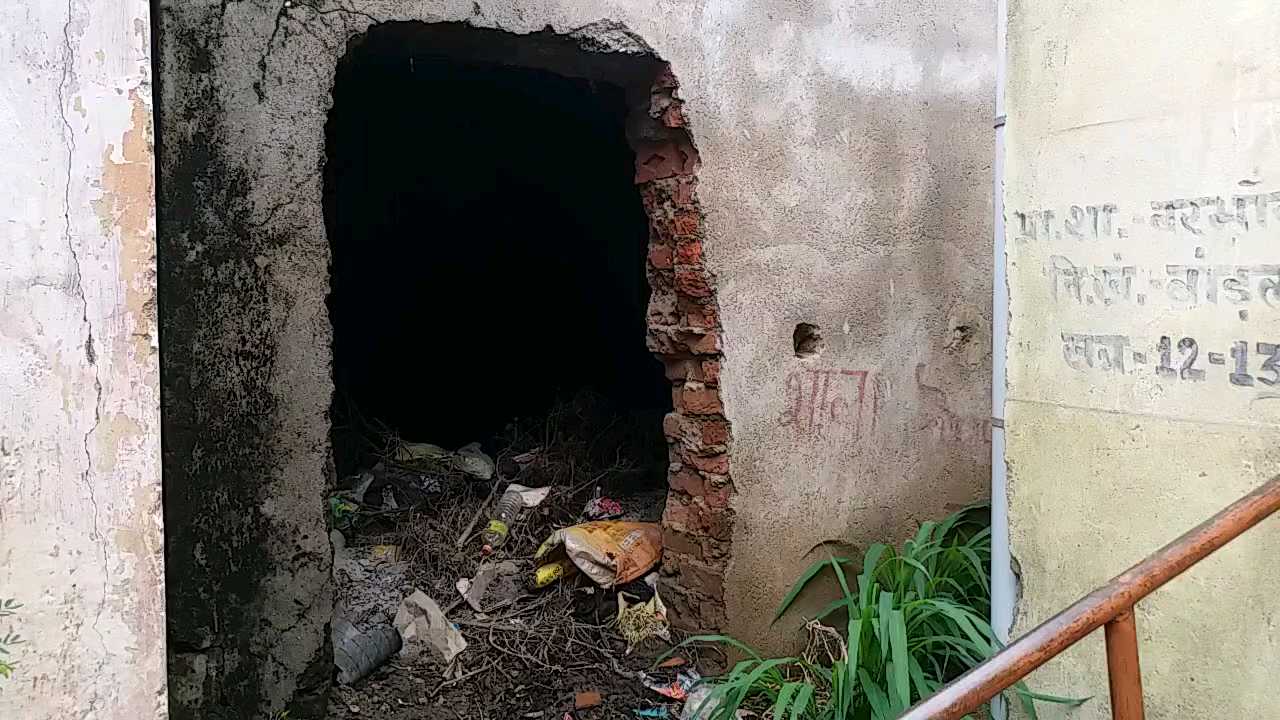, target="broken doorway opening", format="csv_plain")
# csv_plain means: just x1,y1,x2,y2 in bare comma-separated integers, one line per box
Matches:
320,22,735,716
325,33,666,480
